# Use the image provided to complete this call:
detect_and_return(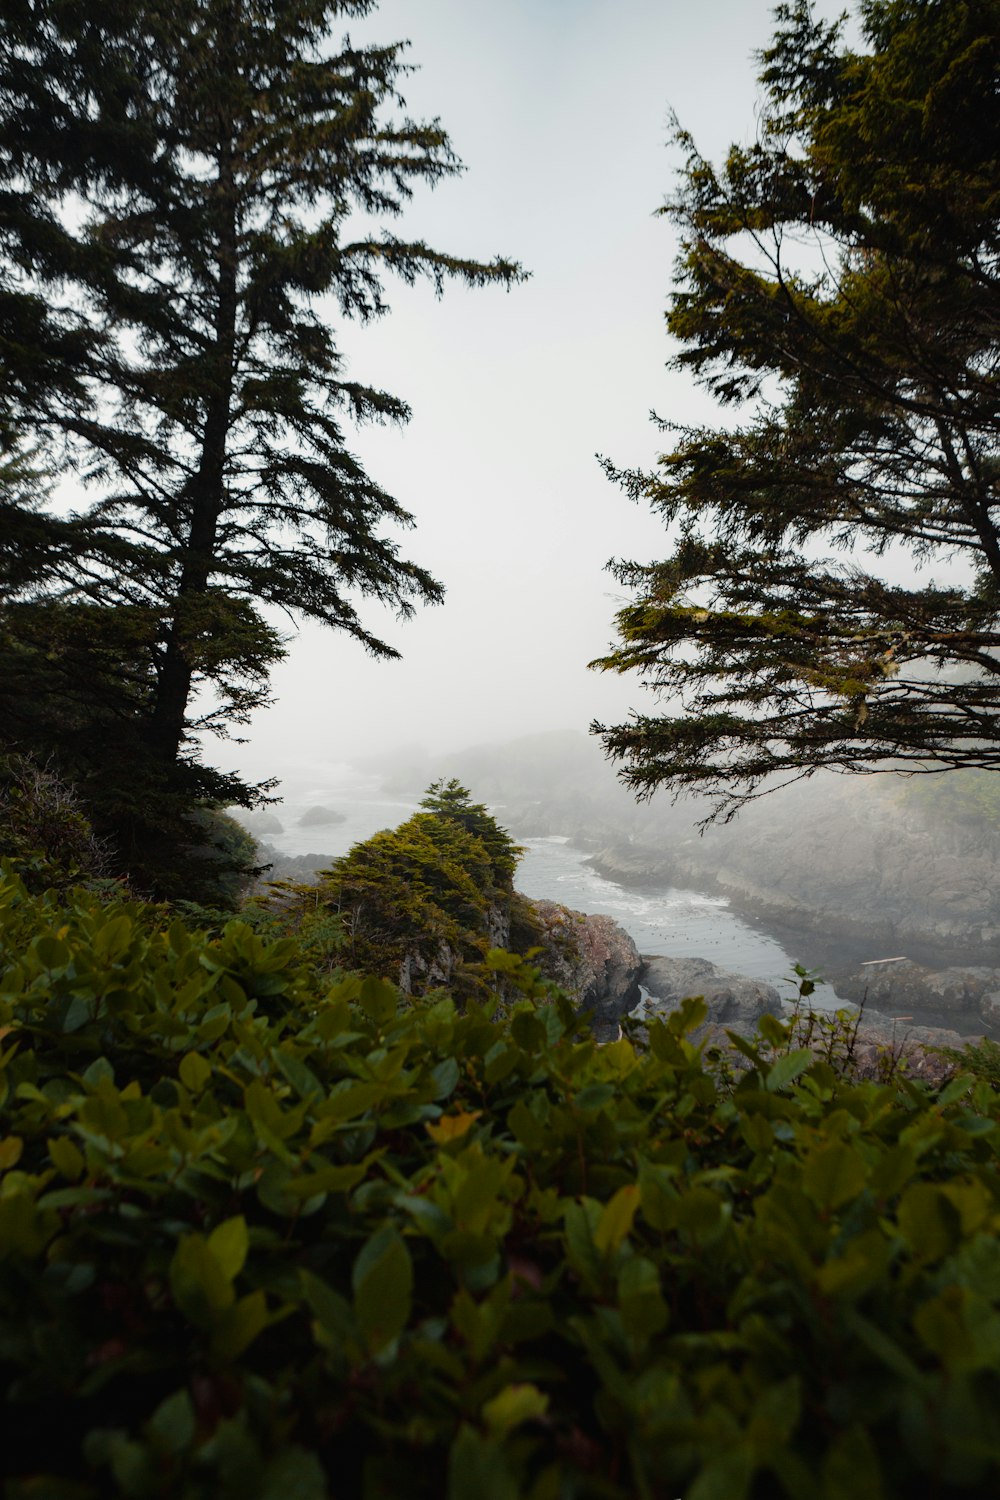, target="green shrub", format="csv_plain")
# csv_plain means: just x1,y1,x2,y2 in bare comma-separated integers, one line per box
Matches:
0,753,109,891
271,784,524,1002
1,869,1000,1497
